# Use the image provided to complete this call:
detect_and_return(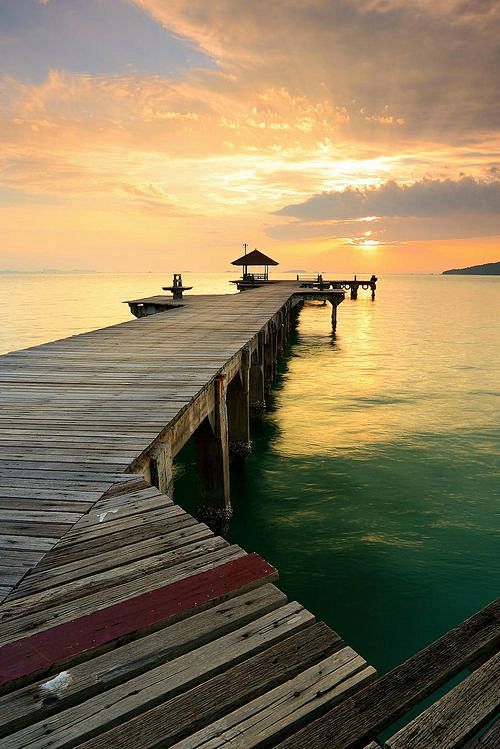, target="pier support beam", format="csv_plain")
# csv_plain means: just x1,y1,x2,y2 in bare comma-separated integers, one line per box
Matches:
195,374,231,534
264,323,276,391
250,332,266,415
227,348,251,457
350,285,358,300
328,295,342,332
141,441,174,497
148,440,174,497
276,312,284,357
